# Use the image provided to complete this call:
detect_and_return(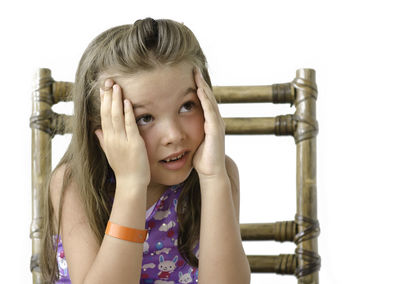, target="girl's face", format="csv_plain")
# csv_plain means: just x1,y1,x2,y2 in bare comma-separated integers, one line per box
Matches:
115,61,205,190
